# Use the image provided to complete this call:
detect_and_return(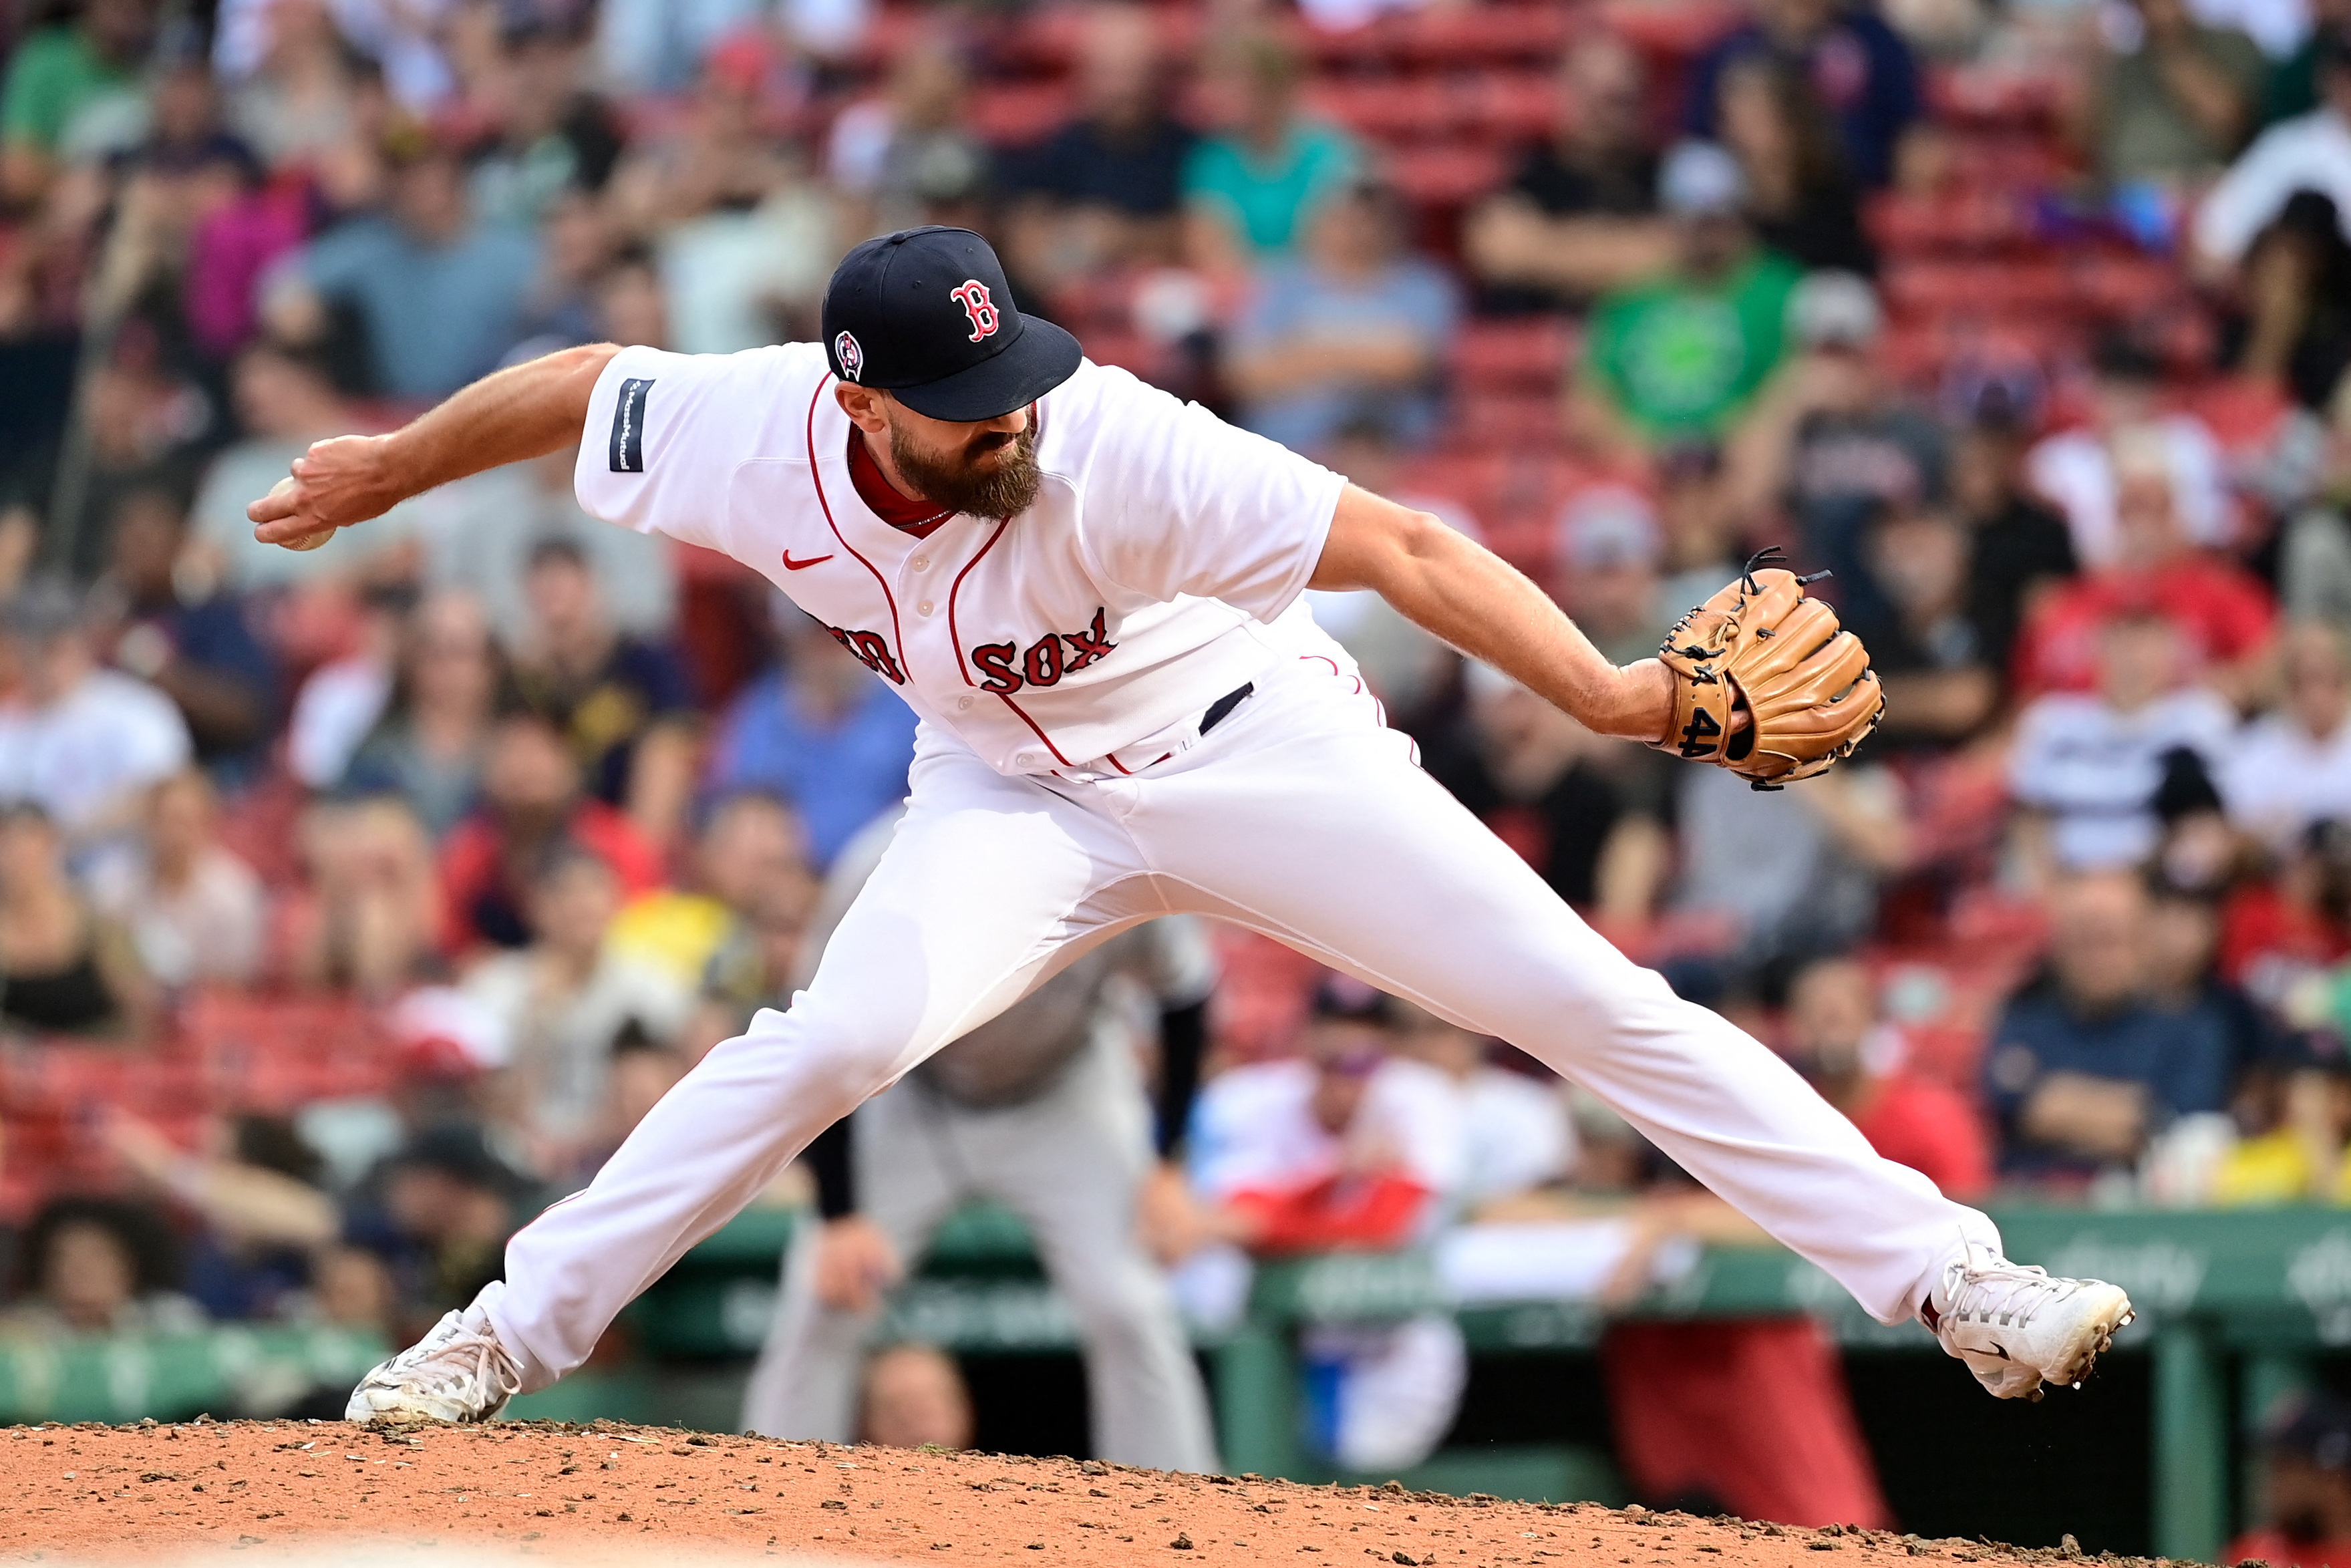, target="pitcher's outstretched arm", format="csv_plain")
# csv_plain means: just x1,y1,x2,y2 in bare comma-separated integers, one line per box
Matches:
247,343,620,546
1309,480,1674,744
